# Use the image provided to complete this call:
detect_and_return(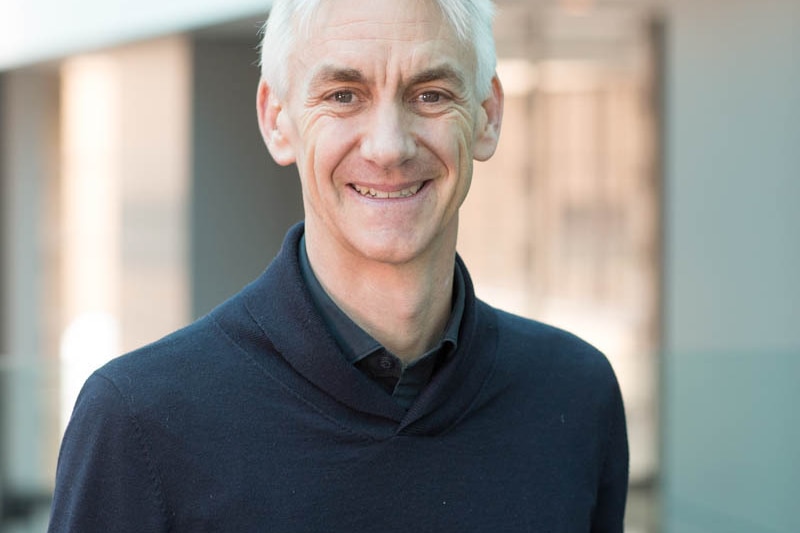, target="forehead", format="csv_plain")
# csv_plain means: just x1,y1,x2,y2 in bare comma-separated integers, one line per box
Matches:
290,0,474,86
309,0,446,41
